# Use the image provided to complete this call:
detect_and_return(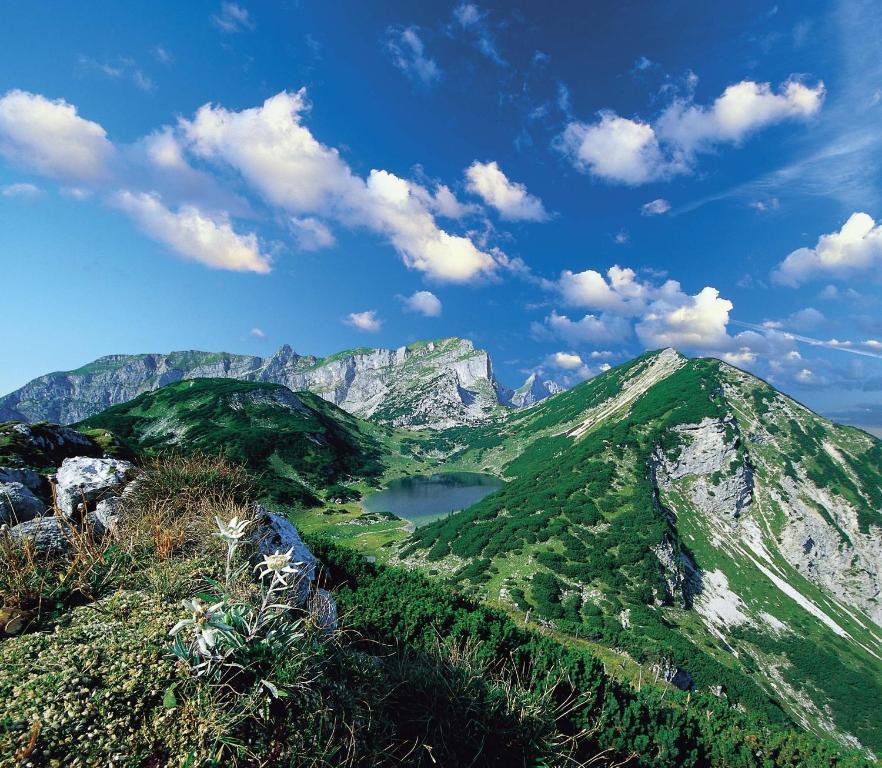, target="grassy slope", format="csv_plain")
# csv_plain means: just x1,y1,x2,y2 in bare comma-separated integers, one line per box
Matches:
77,378,420,509
399,353,882,753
